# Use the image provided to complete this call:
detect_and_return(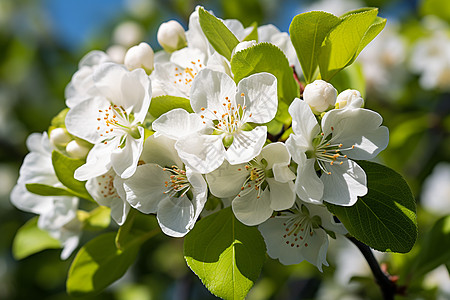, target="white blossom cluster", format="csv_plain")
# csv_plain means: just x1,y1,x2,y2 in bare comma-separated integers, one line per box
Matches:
11,7,389,271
